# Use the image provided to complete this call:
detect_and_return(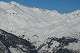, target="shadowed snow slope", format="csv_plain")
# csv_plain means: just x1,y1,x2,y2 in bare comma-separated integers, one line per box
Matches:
0,1,80,48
